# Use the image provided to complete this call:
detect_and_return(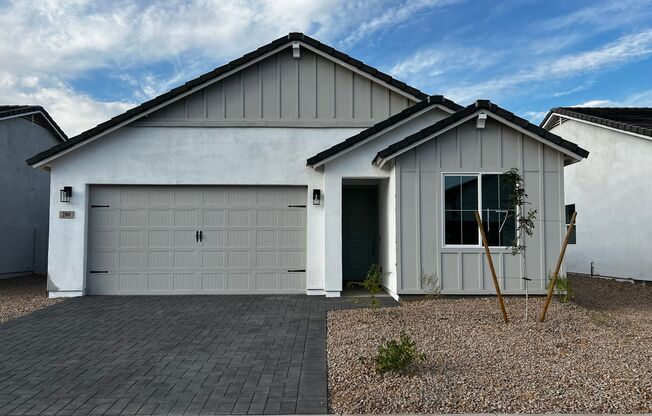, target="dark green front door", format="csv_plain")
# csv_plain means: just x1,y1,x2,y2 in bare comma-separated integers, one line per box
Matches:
342,187,378,282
